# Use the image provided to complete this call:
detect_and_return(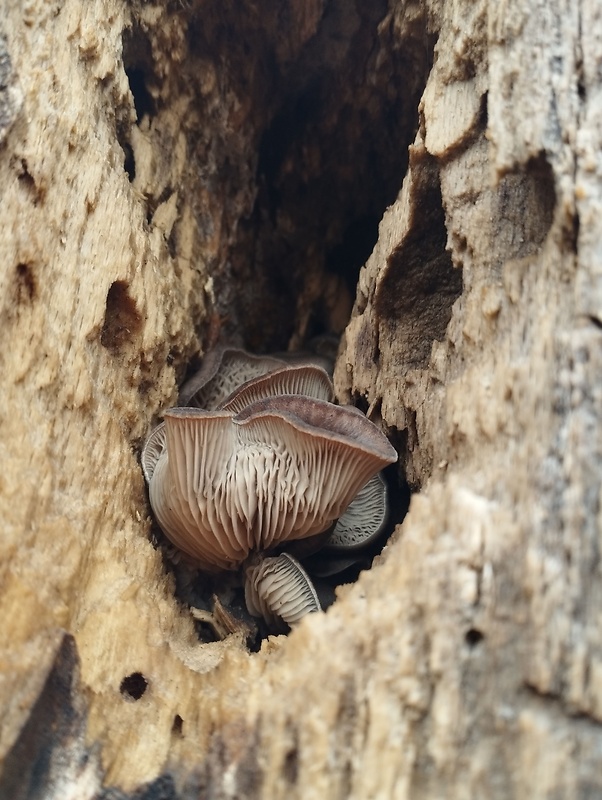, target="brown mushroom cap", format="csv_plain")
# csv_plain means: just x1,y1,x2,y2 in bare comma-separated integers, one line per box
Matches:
144,367,332,485
219,364,334,413
234,395,397,464
178,347,286,409
267,349,335,376
148,398,397,571
244,553,321,629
